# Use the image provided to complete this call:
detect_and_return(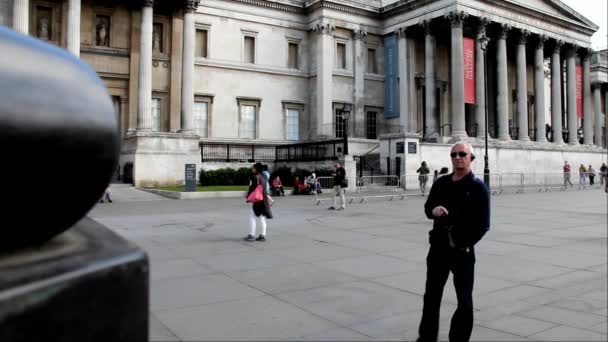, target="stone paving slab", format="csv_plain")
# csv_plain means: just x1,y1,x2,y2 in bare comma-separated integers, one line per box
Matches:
89,188,607,341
